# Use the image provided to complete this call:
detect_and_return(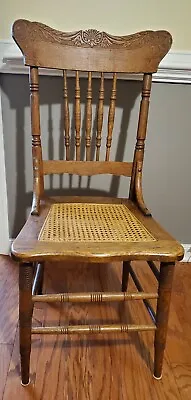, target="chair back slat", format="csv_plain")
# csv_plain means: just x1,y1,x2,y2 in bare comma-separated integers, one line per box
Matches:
96,73,104,161
75,71,81,160
105,73,117,161
85,72,92,161
43,160,133,177
63,70,70,160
